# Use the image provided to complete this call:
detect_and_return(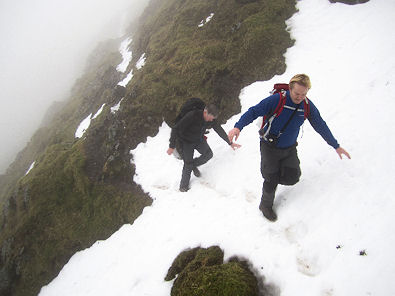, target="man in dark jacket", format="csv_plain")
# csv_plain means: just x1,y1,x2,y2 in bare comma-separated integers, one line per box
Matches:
167,103,240,192
228,74,350,221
